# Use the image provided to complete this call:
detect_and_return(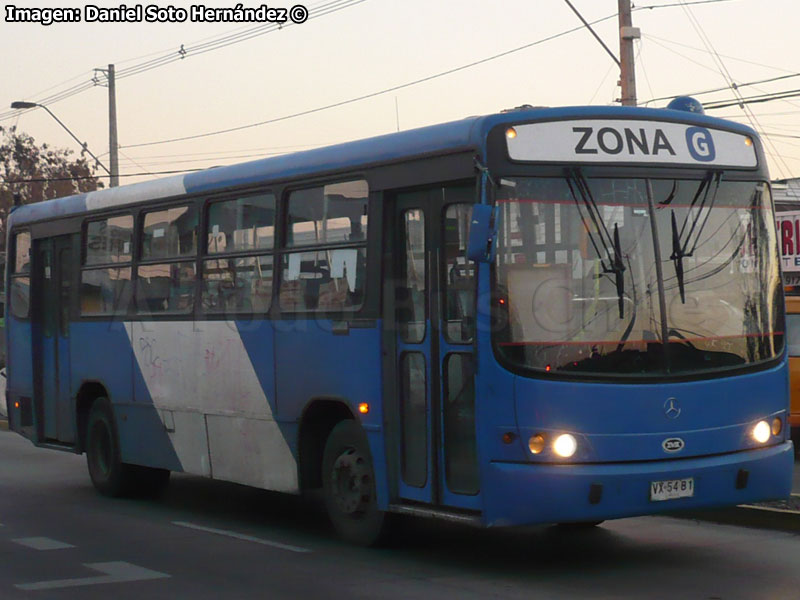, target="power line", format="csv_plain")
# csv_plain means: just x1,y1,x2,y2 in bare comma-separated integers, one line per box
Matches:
636,39,657,102
117,150,299,167
115,142,328,161
747,83,800,112
677,0,791,178
643,73,800,105
635,0,736,8
562,0,620,67
121,13,622,150
716,109,800,119
6,168,205,185
642,33,797,74
704,89,800,110
0,0,367,122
